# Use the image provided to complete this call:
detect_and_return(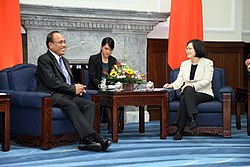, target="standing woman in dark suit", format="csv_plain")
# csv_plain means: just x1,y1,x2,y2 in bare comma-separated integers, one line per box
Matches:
88,37,123,133
163,39,214,140
36,31,112,151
